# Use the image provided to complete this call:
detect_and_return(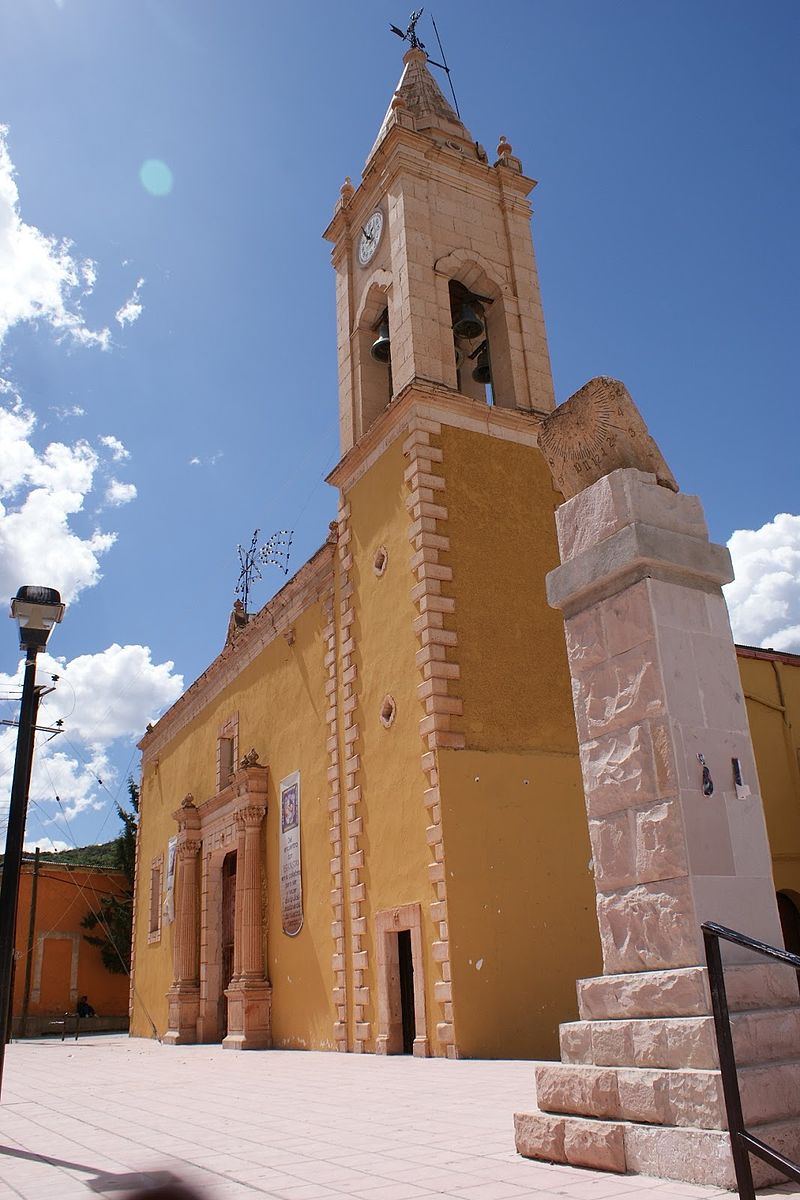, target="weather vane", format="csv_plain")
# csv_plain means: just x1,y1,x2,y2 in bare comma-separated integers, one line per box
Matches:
235,528,293,615
389,10,461,118
390,8,425,51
